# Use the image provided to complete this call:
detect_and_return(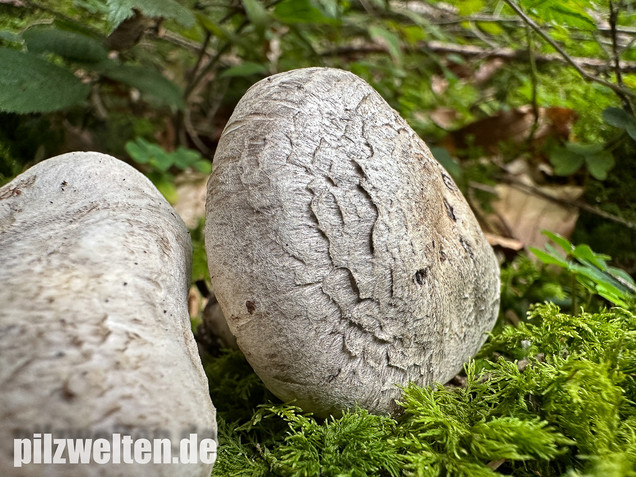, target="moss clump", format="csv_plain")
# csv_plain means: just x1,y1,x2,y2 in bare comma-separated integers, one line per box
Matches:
207,304,635,476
